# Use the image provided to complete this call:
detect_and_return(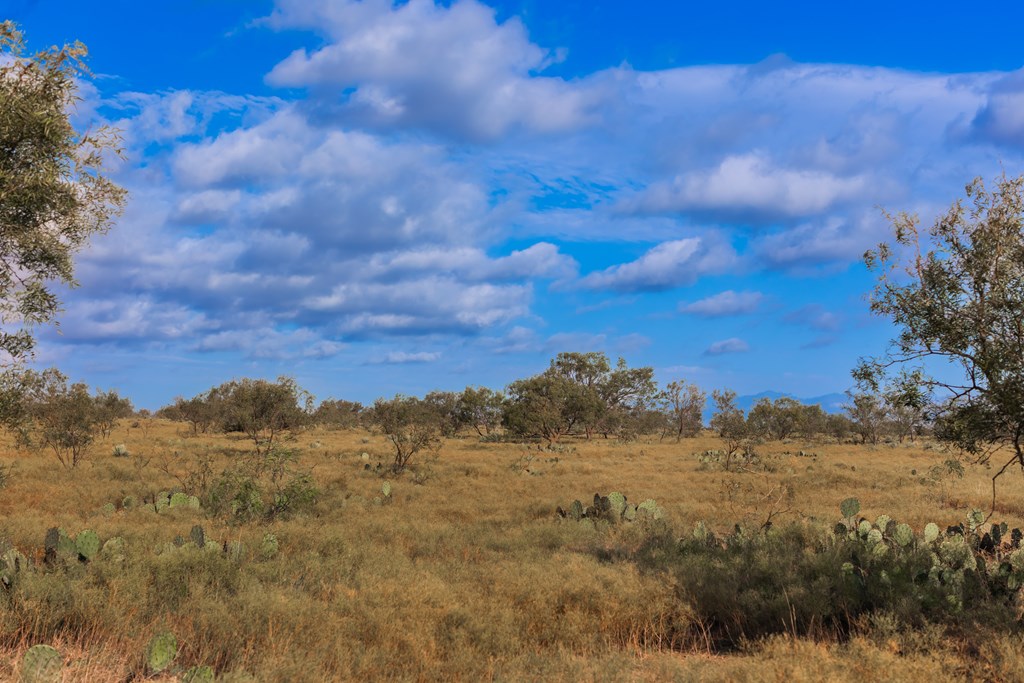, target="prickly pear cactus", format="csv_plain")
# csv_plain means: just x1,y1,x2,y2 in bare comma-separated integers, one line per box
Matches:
381,481,392,498
155,491,171,513
145,632,178,673
875,515,891,533
623,504,637,522
924,522,940,543
75,530,100,561
190,525,206,548
100,537,126,563
607,492,627,519
636,499,664,520
968,508,985,533
122,495,137,510
186,495,201,510
21,644,62,683
840,497,860,519
1,547,27,590
259,533,279,560
44,528,76,563
169,492,190,508
894,523,914,547
182,665,216,683
569,500,584,521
